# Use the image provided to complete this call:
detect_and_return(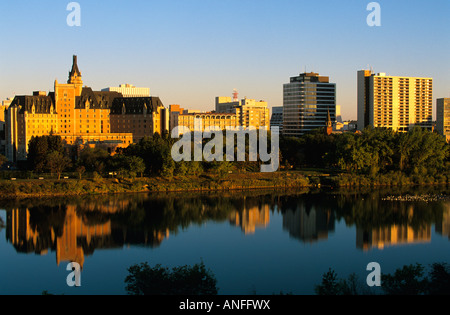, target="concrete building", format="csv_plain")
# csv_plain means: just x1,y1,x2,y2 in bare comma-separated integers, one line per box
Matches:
357,70,433,132
270,106,283,132
333,121,357,133
1,98,13,123
5,92,59,161
436,98,450,142
0,98,13,156
109,96,169,141
335,105,343,123
283,72,336,136
101,84,150,98
176,112,238,133
215,96,270,130
169,104,184,132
